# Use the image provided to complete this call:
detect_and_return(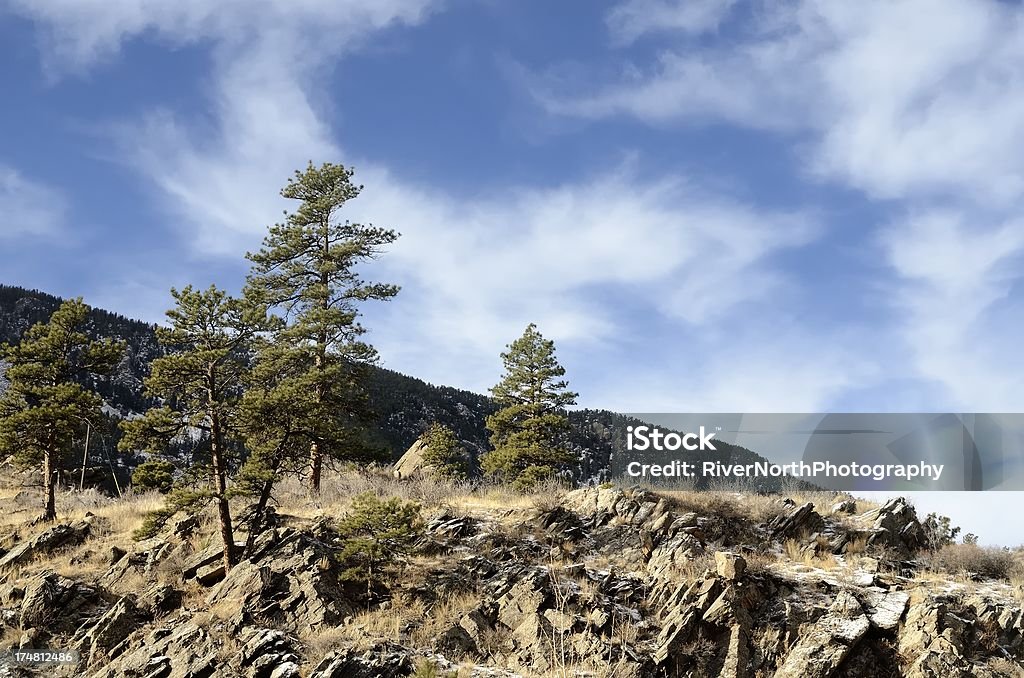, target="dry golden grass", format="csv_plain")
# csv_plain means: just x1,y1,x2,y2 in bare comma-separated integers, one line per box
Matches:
0,624,22,650
782,538,838,569
408,590,483,648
